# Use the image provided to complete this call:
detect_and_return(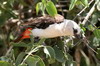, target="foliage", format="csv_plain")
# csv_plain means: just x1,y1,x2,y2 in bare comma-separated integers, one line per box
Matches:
36,0,57,16
69,0,88,10
0,0,100,66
